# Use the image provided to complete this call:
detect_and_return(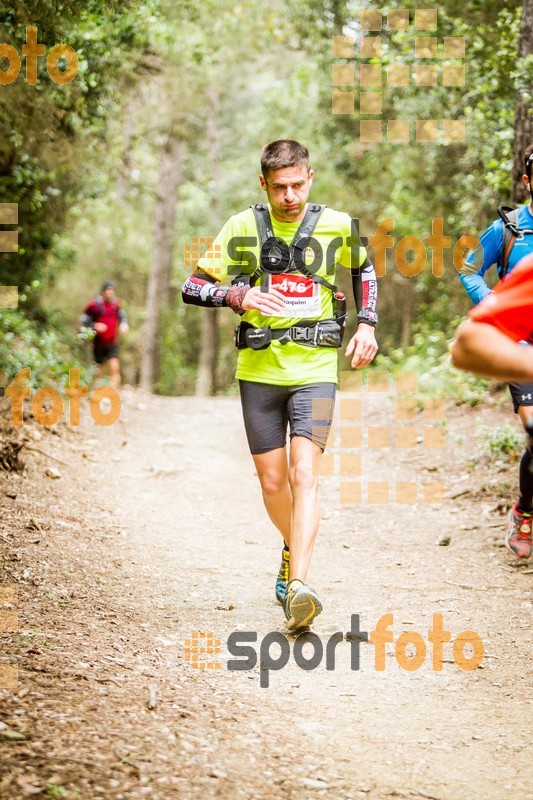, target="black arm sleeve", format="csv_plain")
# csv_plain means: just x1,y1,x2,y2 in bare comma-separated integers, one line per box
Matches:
182,270,229,307
351,257,378,326
181,269,250,314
